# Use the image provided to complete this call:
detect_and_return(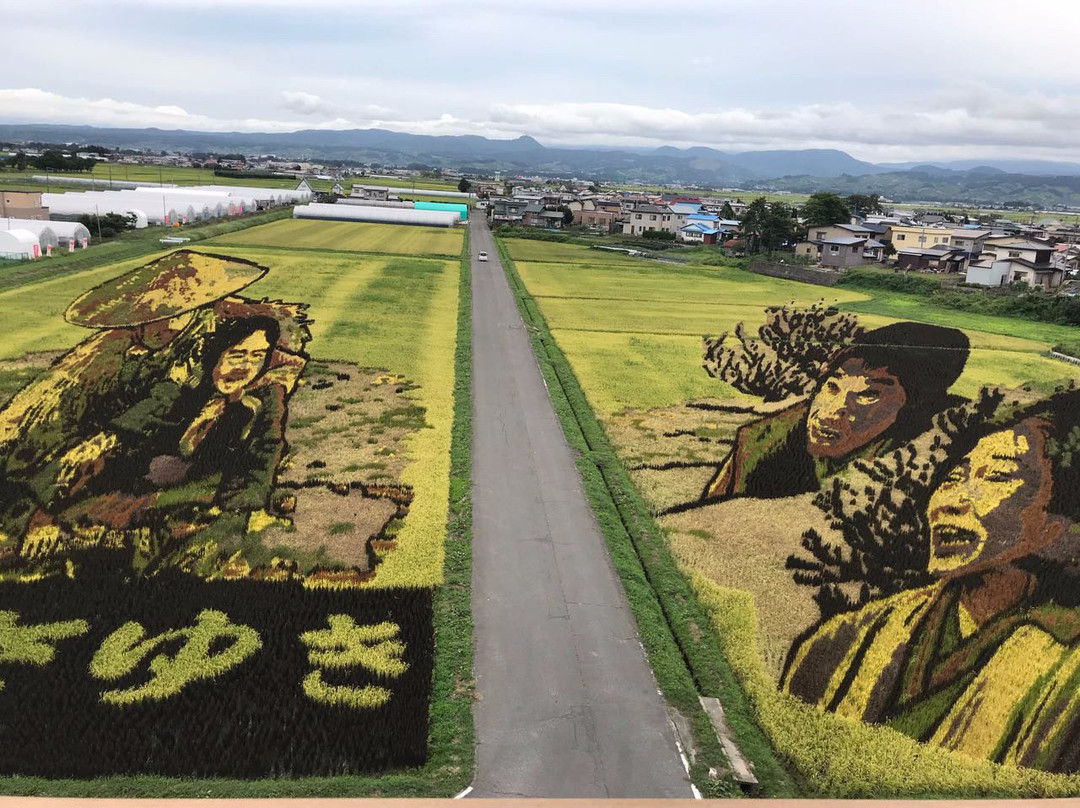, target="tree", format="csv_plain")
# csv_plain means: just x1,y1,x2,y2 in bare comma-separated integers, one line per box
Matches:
802,192,852,226
720,201,736,220
846,193,883,216
78,212,136,240
457,178,472,193
881,239,896,258
742,198,797,253
703,305,864,402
